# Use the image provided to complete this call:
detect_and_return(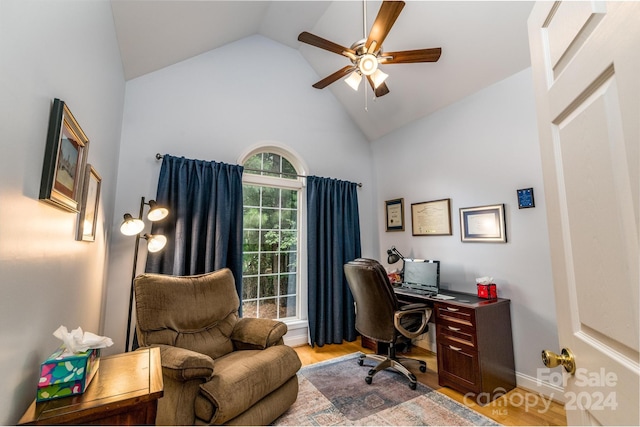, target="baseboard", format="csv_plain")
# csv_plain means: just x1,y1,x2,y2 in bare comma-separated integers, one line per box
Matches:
283,321,309,347
516,371,566,403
